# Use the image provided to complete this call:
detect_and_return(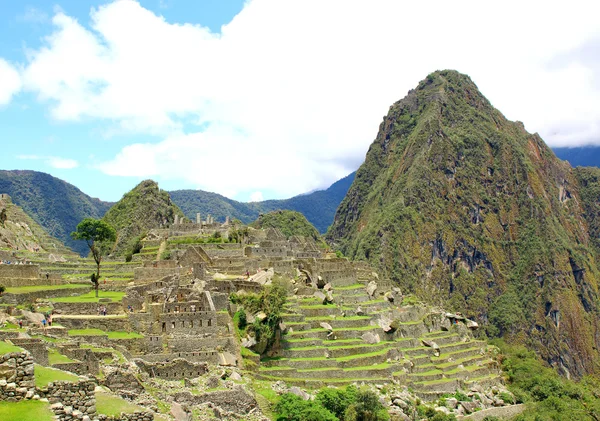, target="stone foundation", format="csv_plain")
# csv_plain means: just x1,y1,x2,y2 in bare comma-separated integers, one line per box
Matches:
46,380,96,421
